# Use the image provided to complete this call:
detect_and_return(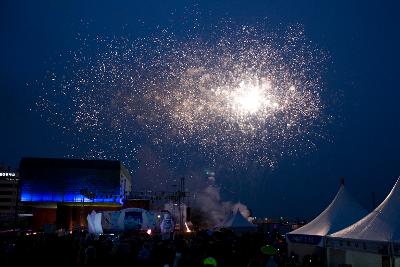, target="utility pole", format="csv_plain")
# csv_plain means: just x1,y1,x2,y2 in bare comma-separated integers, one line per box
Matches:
127,181,191,233
178,176,185,233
